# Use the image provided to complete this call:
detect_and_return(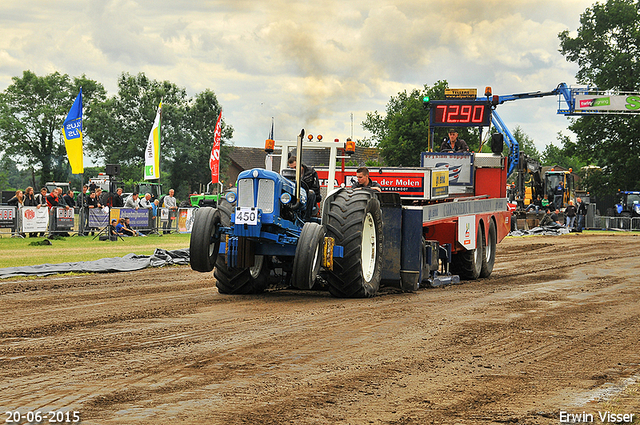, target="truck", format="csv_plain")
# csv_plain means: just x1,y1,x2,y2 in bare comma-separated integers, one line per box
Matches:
189,118,512,297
